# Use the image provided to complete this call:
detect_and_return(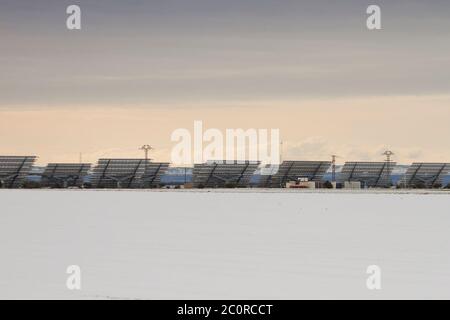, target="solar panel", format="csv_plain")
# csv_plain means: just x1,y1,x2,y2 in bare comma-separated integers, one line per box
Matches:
0,156,37,188
339,161,396,188
259,161,331,188
41,163,91,188
193,160,260,188
90,159,169,188
141,162,170,187
403,163,450,188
